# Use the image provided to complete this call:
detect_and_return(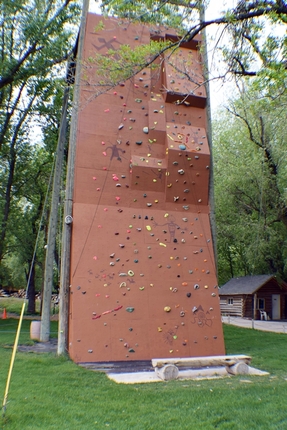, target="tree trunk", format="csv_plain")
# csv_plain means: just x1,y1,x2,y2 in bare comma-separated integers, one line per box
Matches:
26,261,36,314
